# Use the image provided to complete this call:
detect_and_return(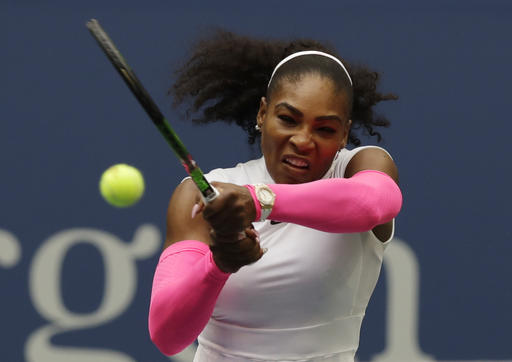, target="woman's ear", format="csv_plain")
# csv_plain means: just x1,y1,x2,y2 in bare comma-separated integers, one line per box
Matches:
340,119,352,149
256,97,267,127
